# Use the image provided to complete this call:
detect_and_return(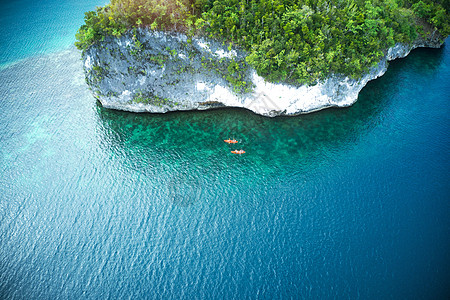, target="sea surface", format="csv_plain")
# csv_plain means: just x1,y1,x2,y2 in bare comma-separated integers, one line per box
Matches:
1,1,449,299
